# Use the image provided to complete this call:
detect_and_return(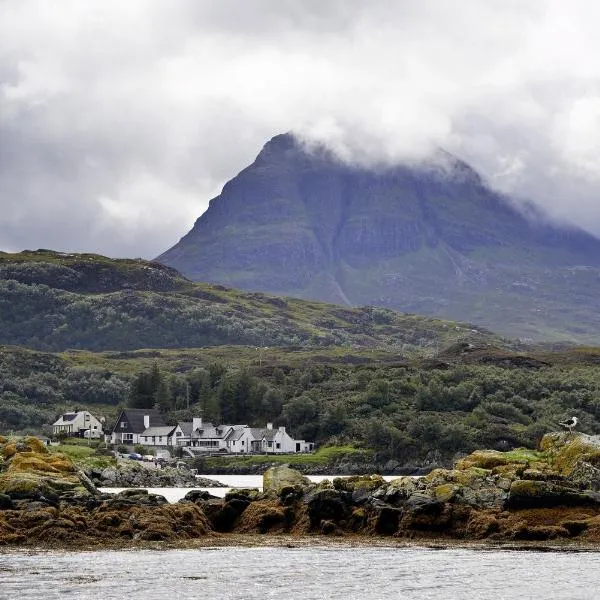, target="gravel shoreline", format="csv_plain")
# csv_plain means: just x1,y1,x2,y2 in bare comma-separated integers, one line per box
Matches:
2,533,600,554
